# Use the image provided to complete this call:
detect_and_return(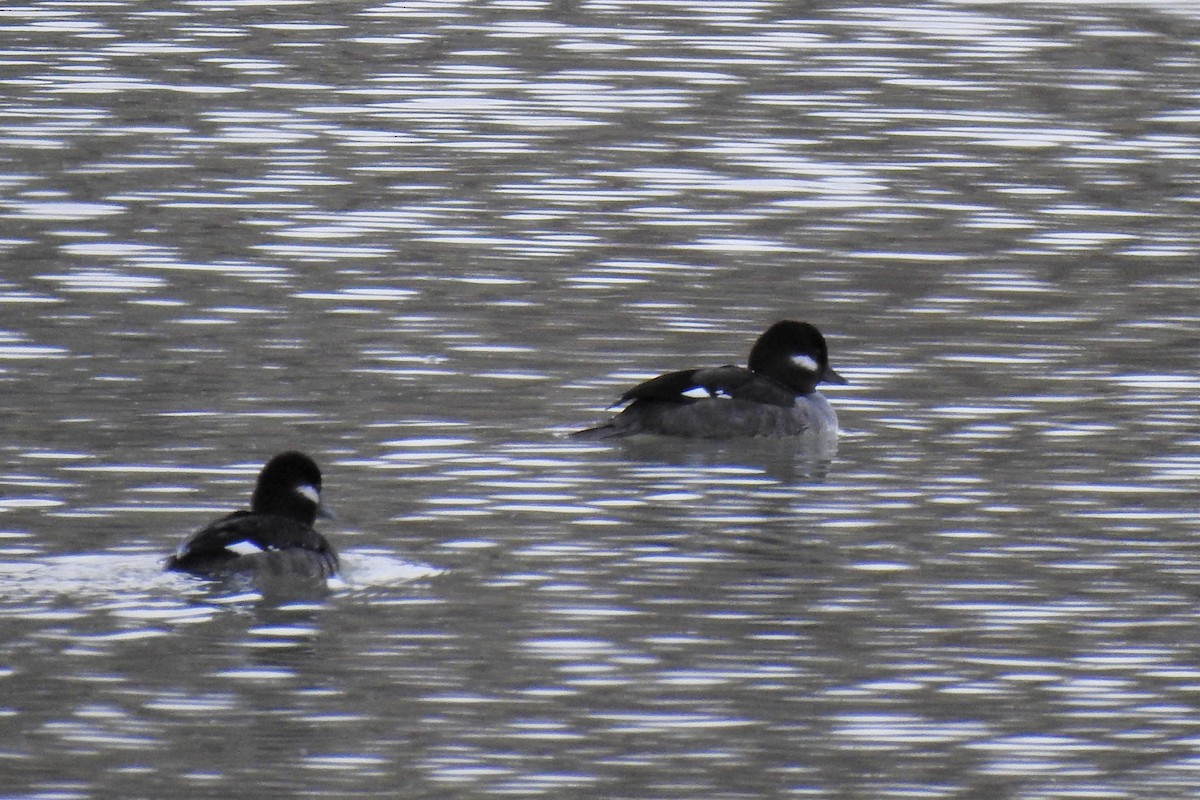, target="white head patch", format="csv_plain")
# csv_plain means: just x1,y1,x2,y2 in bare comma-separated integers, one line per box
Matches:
295,483,320,505
791,354,819,372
